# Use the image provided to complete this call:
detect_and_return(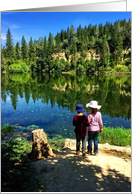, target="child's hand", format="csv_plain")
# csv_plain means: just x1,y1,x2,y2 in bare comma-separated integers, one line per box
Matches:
100,128,103,133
